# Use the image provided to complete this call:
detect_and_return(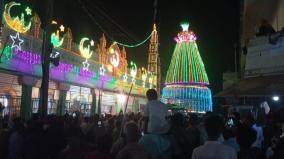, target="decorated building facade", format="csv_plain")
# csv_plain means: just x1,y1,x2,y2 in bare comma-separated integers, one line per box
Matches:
0,1,156,118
